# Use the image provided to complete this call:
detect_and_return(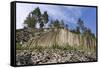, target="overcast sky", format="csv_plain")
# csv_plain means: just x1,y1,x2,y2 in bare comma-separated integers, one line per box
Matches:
16,3,96,35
